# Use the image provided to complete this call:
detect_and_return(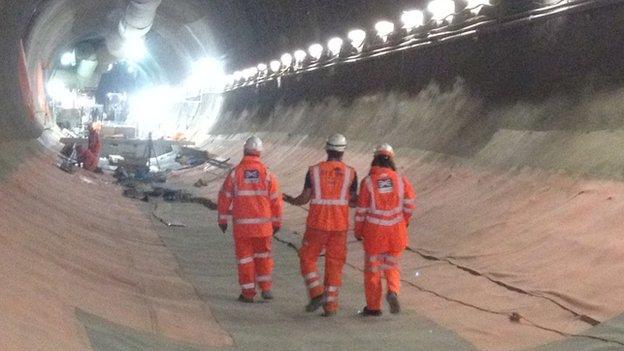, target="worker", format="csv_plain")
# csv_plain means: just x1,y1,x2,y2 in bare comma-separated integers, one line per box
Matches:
283,134,358,317
87,122,101,159
354,144,416,316
218,136,283,303
75,123,102,172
